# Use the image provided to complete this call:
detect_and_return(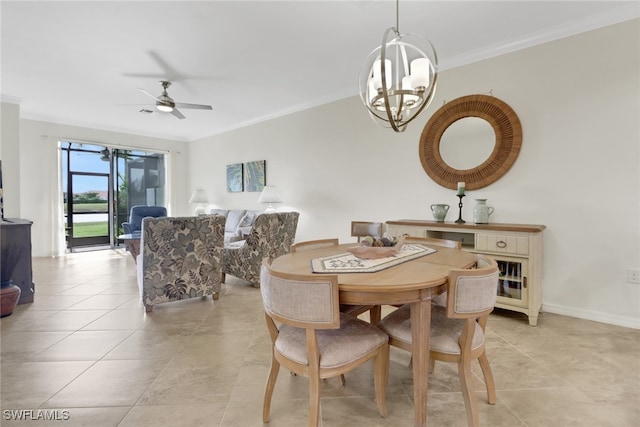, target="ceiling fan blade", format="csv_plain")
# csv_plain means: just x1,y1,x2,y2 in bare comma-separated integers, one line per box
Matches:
137,88,161,101
174,102,212,110
171,108,186,120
